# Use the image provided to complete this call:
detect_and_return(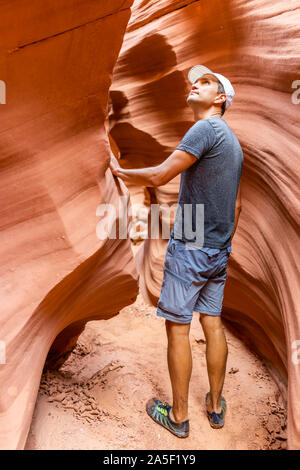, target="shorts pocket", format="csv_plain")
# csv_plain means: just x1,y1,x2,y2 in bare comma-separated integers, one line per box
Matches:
157,267,192,315
216,255,229,275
